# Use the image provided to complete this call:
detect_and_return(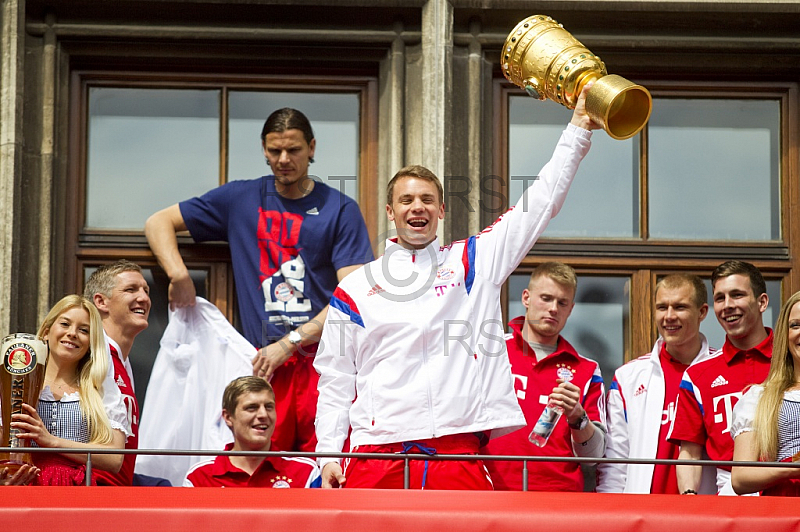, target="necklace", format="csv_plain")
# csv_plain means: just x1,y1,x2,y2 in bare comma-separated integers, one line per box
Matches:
46,379,79,391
